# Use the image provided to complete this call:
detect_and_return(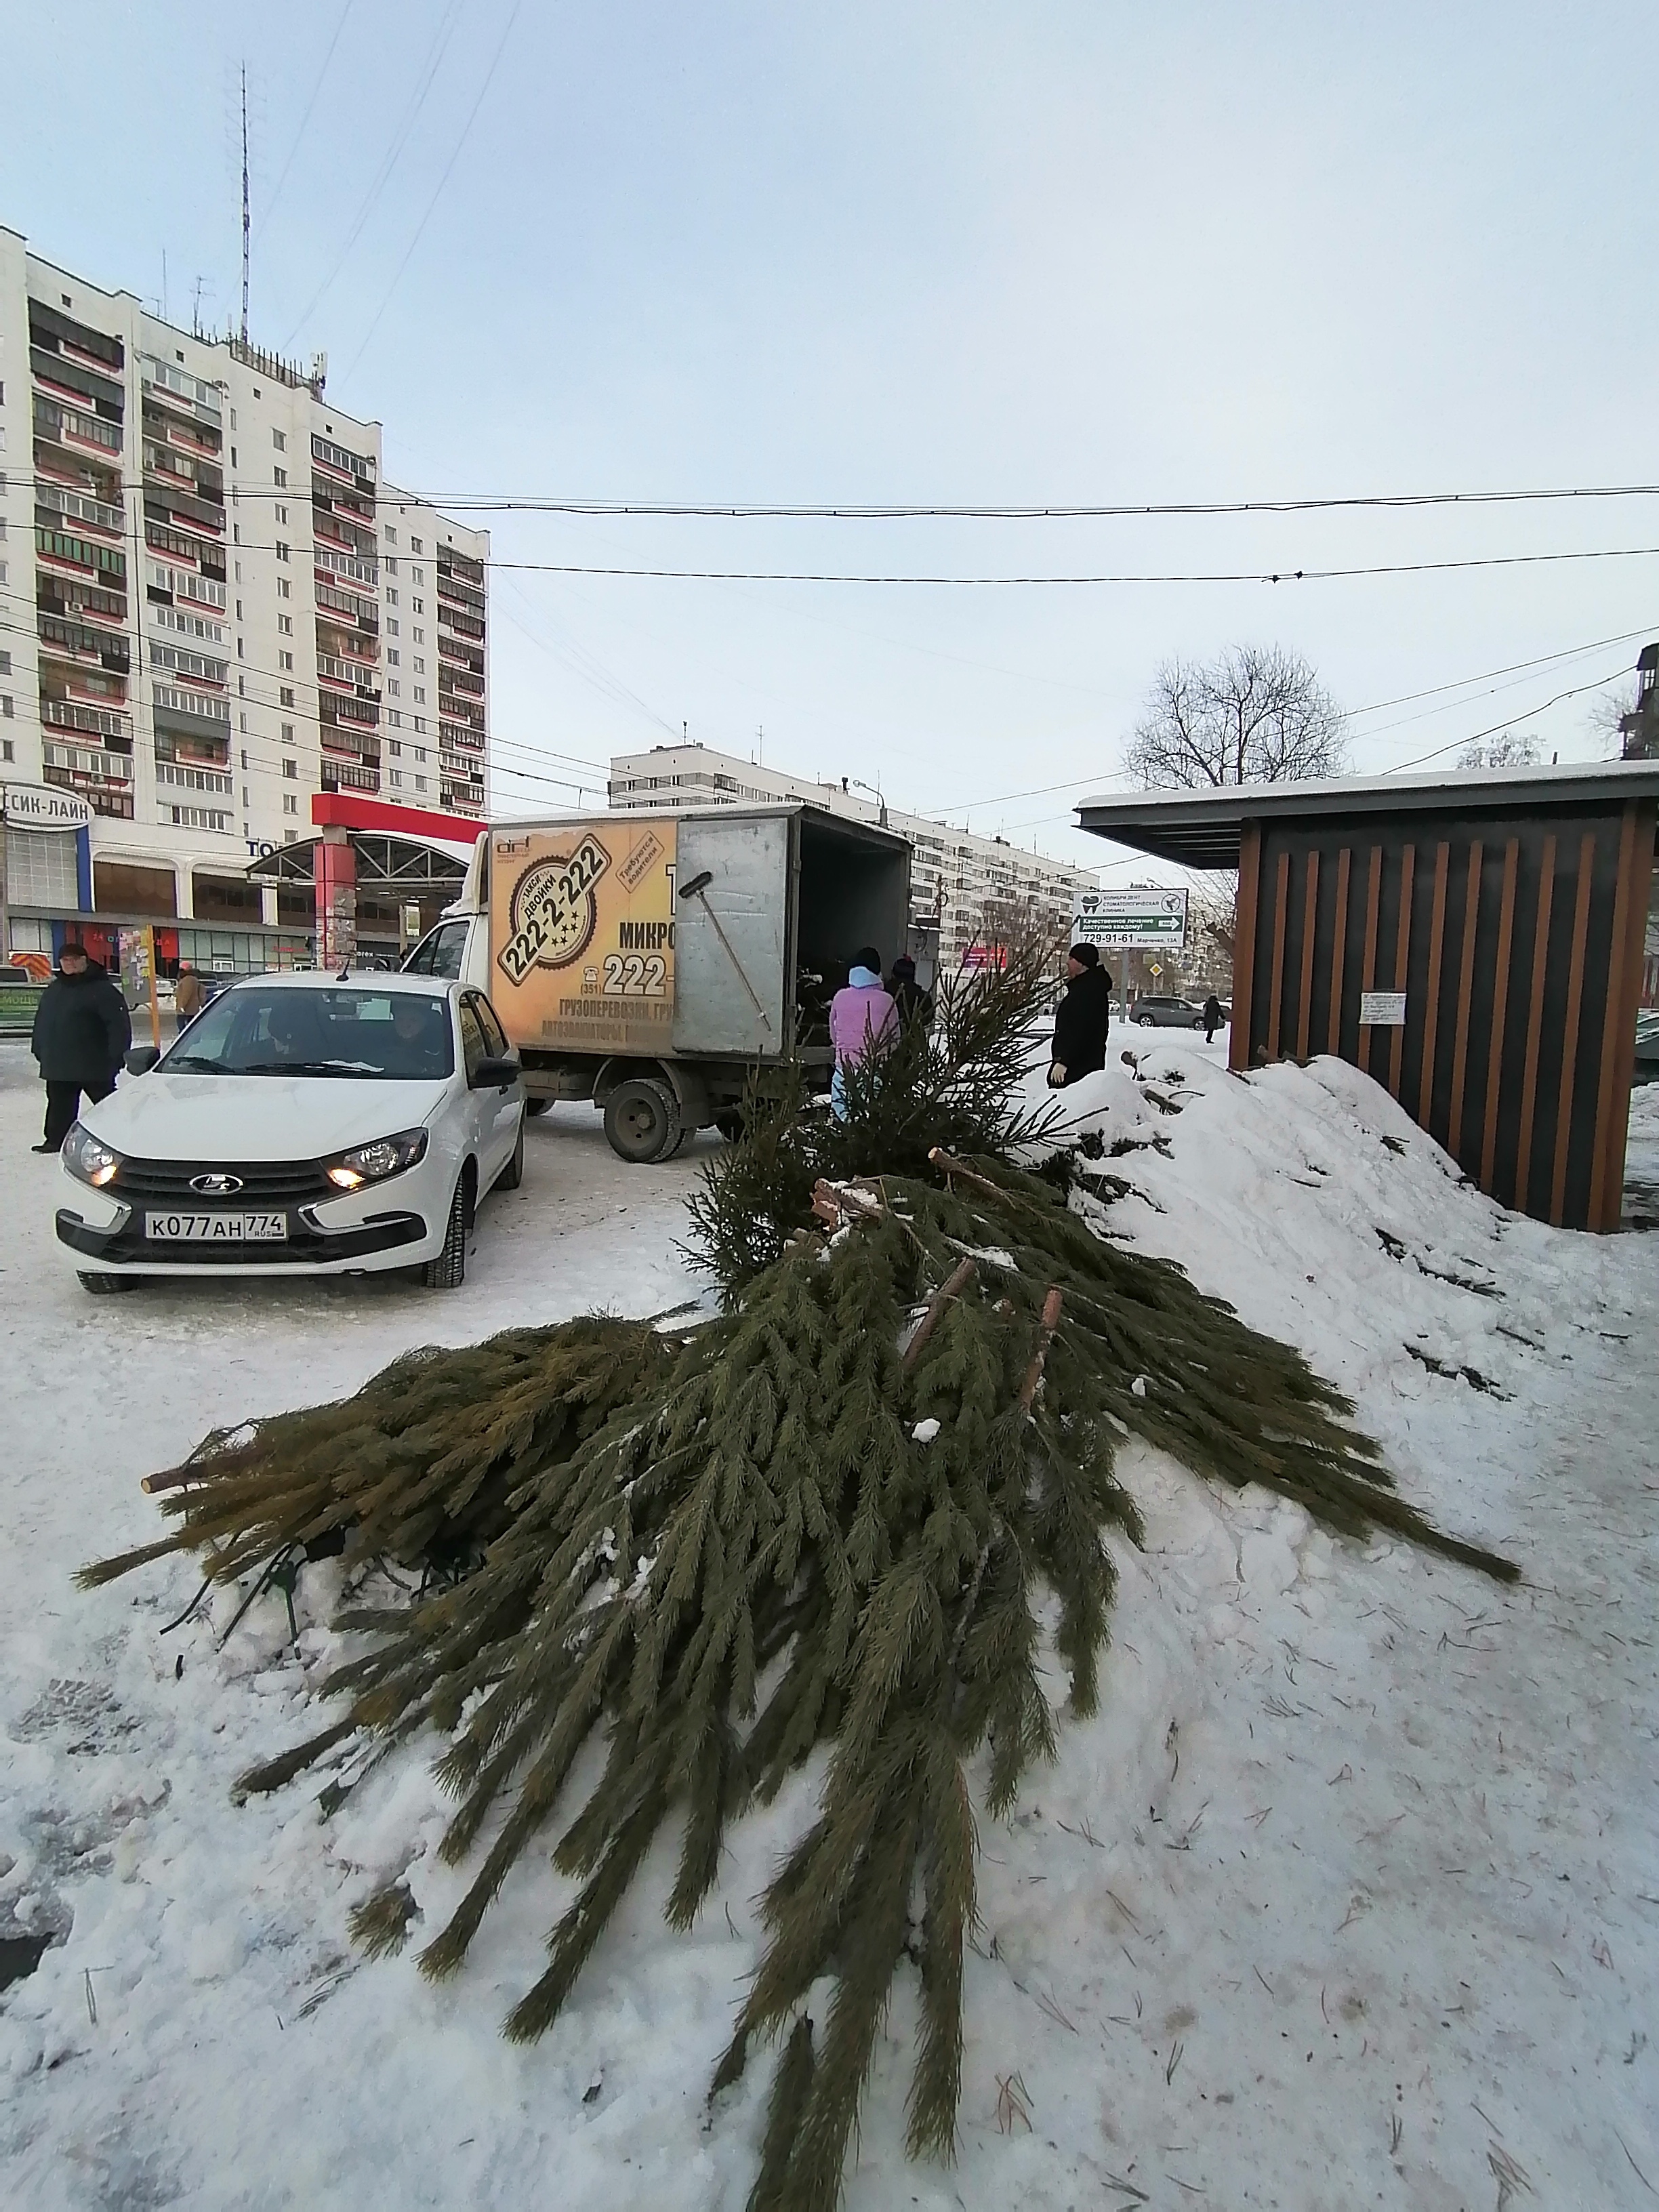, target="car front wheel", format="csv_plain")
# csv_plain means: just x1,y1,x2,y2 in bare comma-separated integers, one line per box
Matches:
423,1170,473,1290
1136,1013,1156,1027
